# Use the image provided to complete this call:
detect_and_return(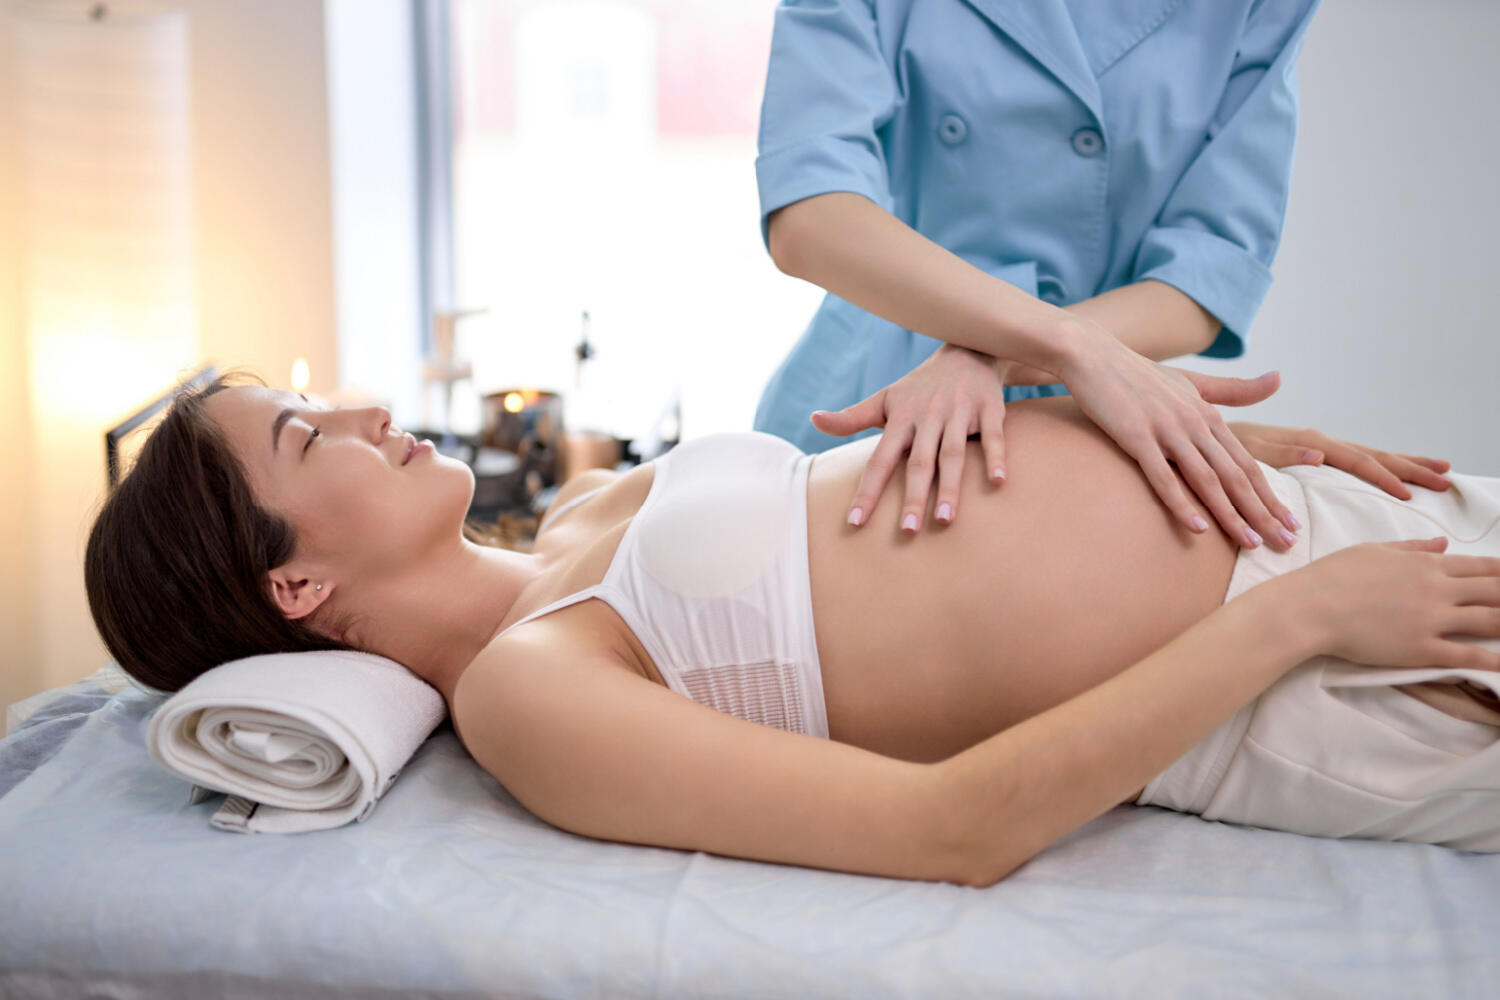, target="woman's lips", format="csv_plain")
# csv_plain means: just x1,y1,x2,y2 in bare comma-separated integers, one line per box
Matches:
402,434,434,465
